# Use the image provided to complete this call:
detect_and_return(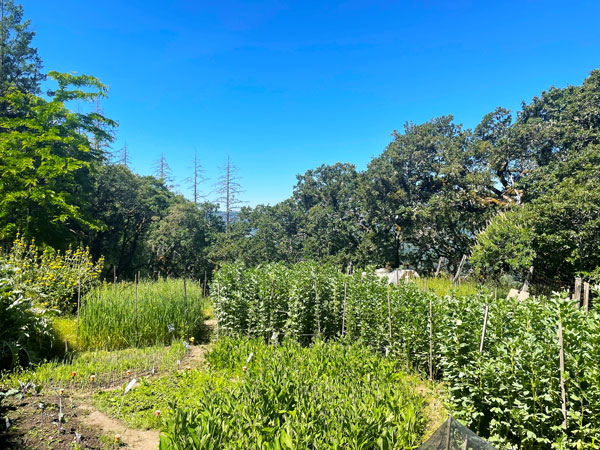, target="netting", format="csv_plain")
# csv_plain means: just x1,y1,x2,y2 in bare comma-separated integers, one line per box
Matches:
418,417,497,450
